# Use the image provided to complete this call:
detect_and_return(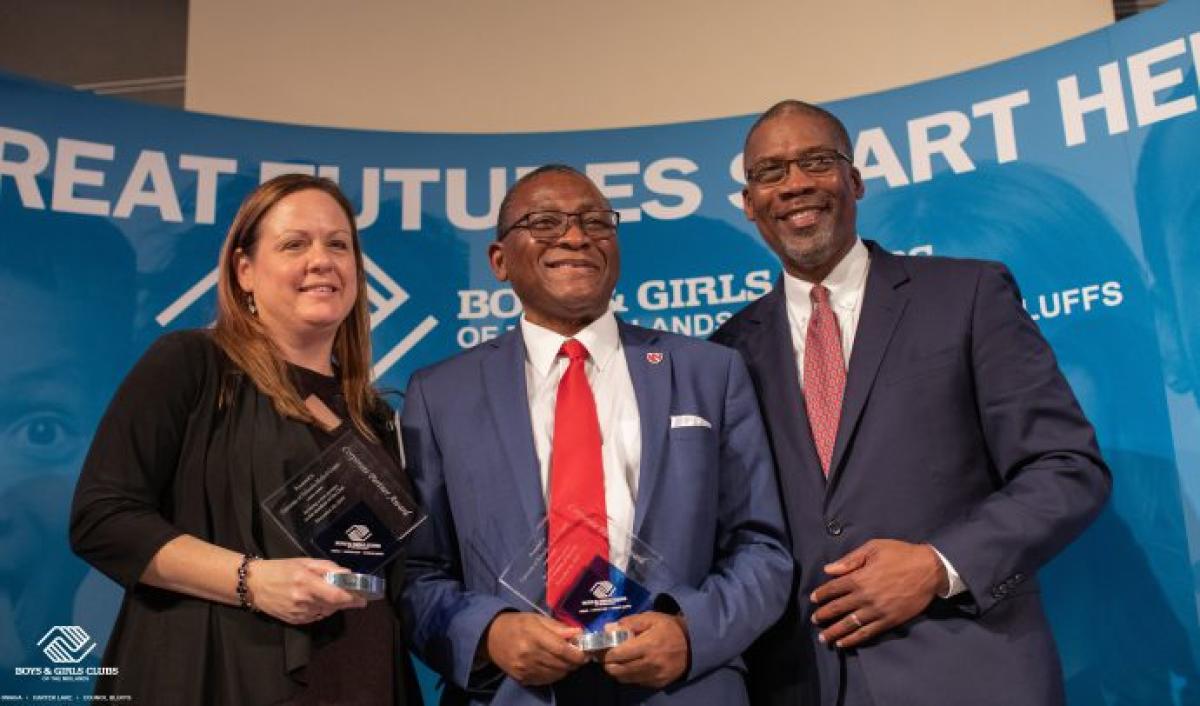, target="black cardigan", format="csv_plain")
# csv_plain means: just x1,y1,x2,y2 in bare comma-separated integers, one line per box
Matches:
70,329,419,705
